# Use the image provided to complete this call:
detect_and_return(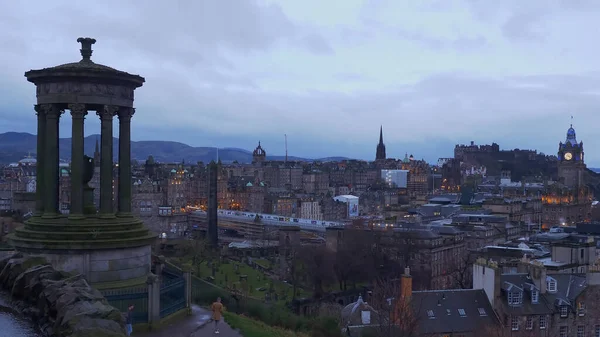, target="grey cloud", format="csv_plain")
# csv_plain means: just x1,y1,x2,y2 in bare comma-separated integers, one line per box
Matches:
4,70,600,163
356,14,486,51
297,34,334,54
452,36,487,50
0,0,331,69
502,11,547,42
333,73,372,82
